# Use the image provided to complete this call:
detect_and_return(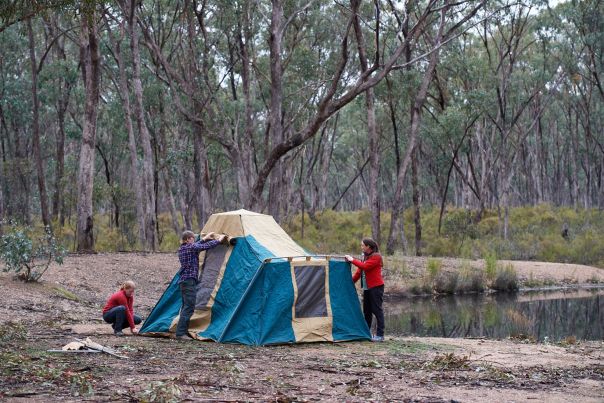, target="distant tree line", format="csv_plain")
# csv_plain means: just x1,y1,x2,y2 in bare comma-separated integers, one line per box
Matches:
0,0,601,253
